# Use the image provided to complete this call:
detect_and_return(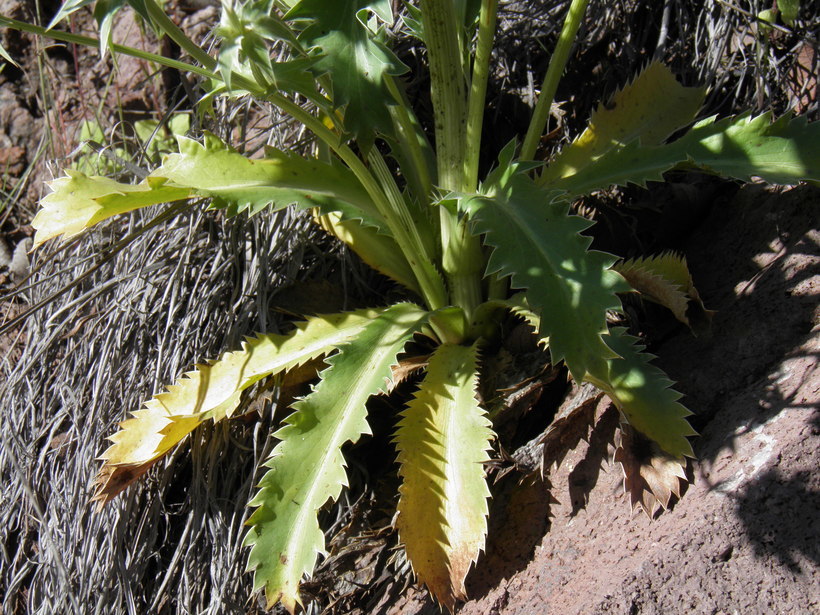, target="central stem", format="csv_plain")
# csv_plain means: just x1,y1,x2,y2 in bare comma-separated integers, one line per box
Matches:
421,0,484,314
